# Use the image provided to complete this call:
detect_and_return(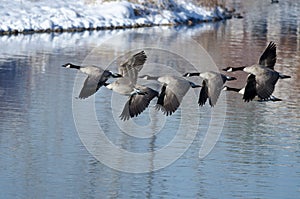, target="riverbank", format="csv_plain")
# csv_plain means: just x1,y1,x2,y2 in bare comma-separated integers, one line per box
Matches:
0,0,235,36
